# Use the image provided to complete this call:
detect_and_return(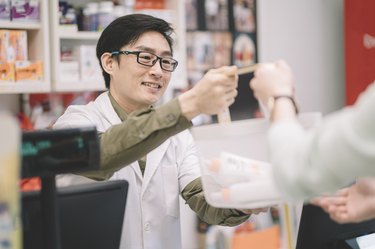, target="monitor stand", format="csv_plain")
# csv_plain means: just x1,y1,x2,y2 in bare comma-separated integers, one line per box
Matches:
40,175,61,249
